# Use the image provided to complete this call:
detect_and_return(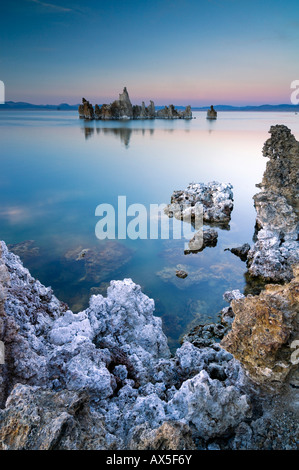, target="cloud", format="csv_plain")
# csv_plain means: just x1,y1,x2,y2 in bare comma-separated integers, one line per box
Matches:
28,0,72,13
